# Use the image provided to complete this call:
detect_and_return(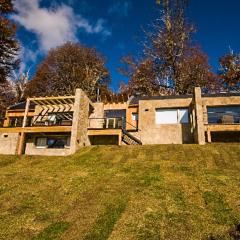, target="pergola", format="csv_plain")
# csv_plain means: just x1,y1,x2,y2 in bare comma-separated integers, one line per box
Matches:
29,96,75,125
